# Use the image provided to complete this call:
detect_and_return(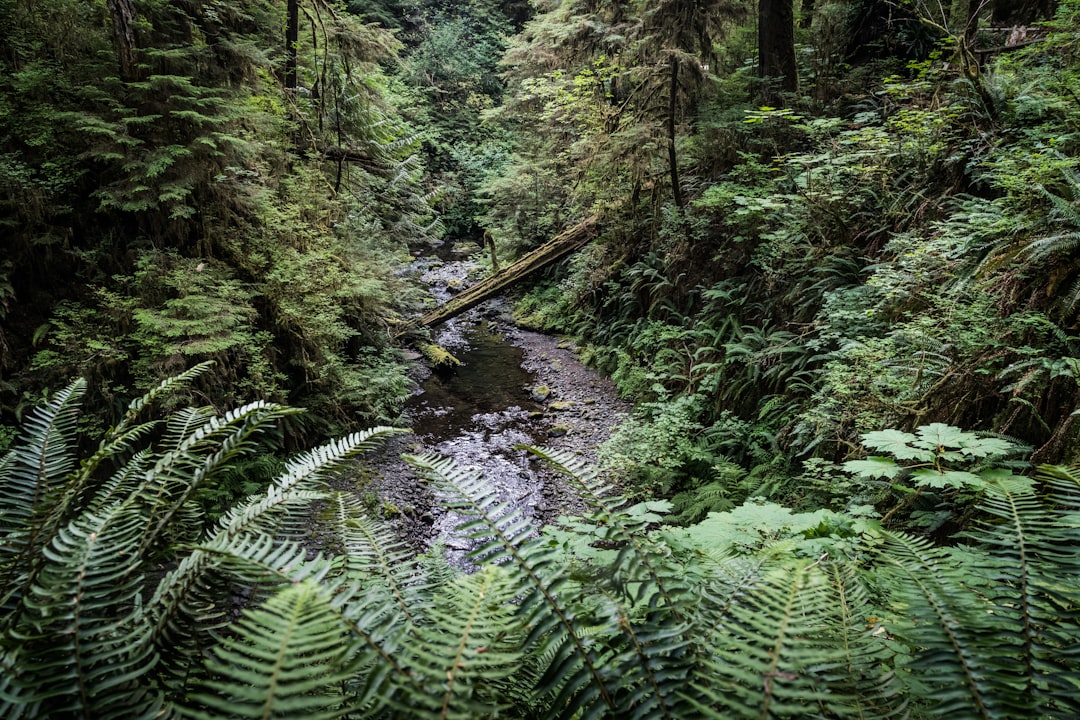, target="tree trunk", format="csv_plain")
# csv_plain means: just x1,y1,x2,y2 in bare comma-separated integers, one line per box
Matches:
799,0,815,29
758,0,797,101
417,216,600,330
105,0,139,82
285,0,299,92
668,57,683,209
